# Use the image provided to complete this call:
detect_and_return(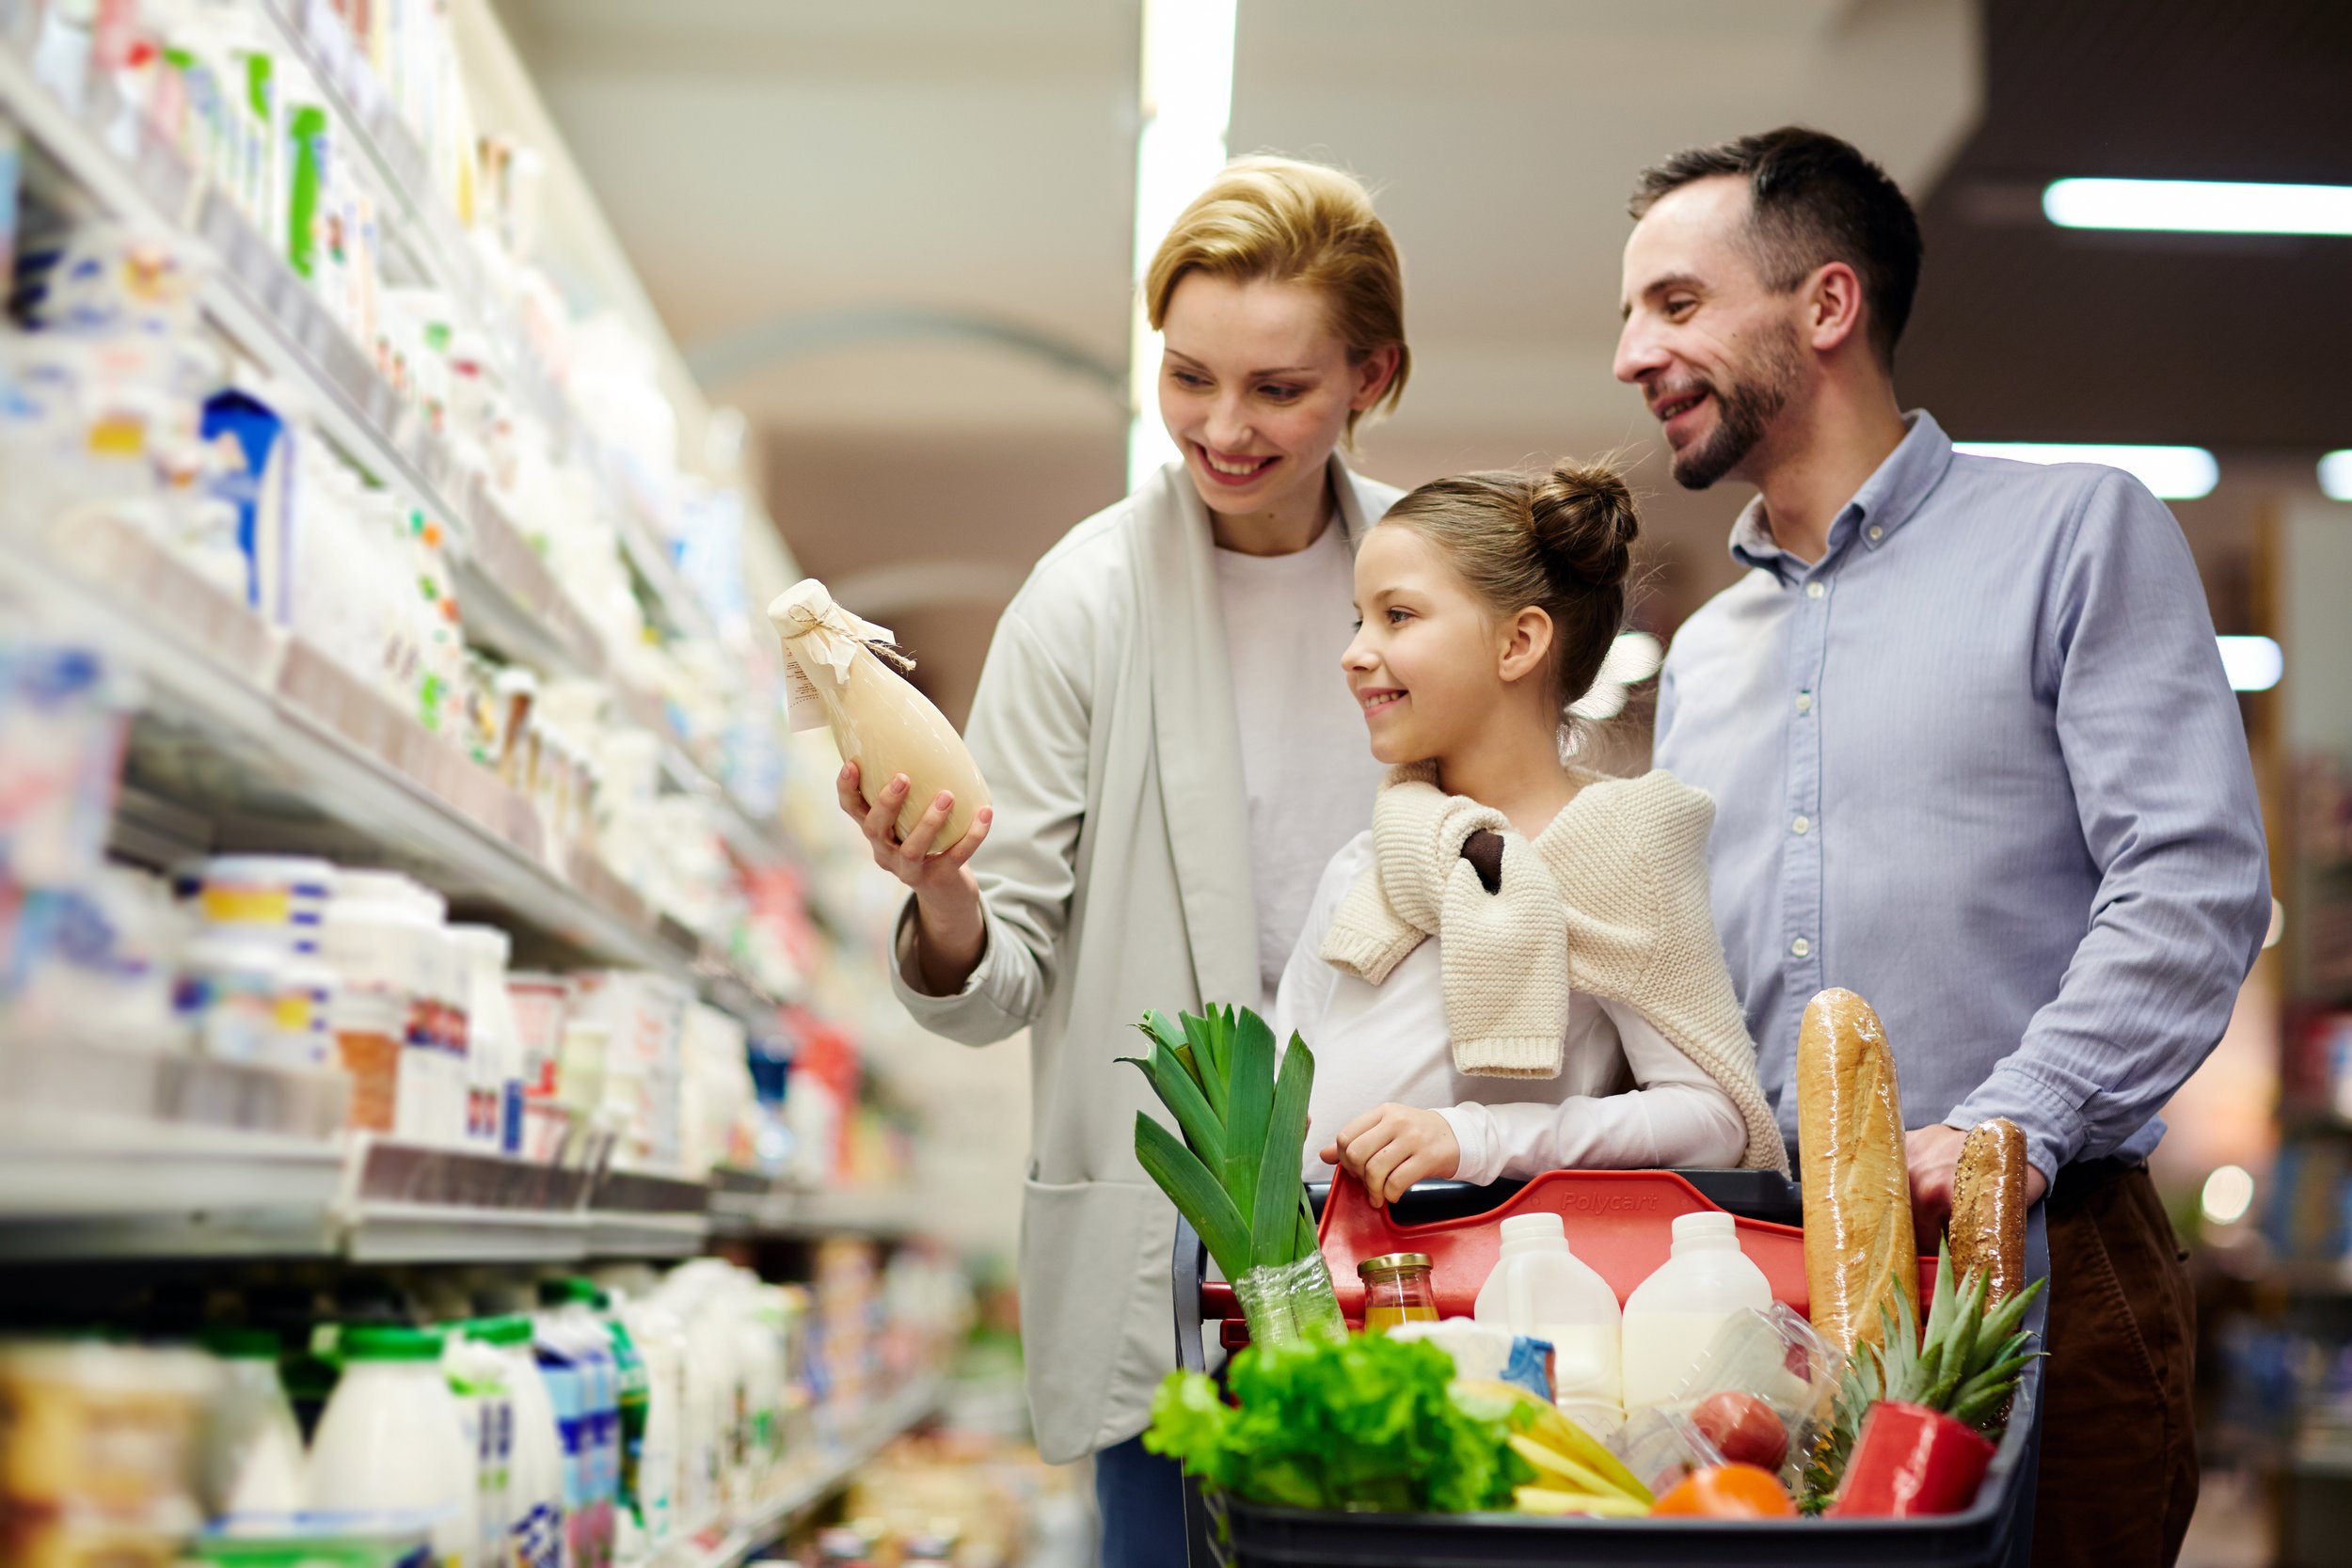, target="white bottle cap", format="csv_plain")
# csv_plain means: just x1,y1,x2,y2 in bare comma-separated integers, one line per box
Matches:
1671,1211,1740,1252
1499,1212,1567,1248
